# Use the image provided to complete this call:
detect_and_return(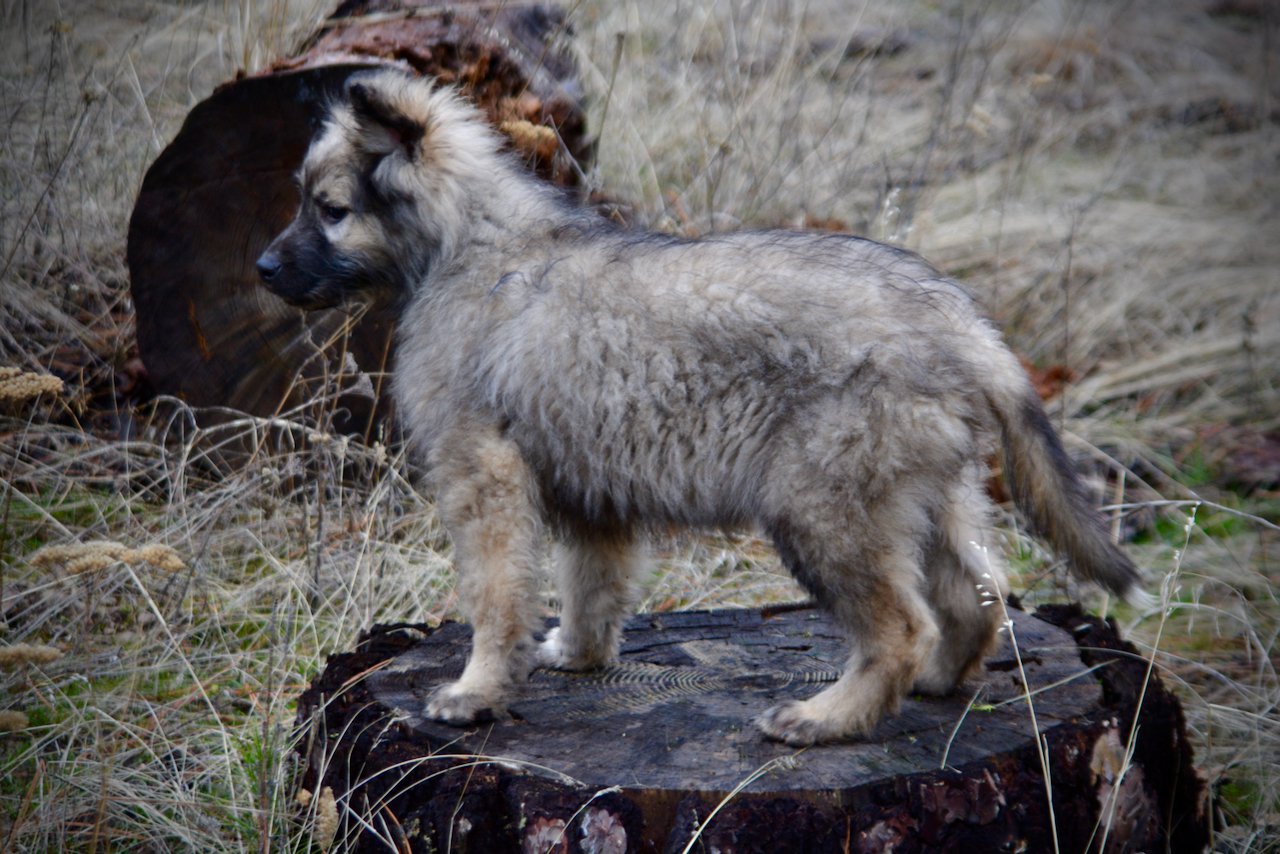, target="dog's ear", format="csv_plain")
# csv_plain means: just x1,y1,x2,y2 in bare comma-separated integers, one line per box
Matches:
346,74,425,159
